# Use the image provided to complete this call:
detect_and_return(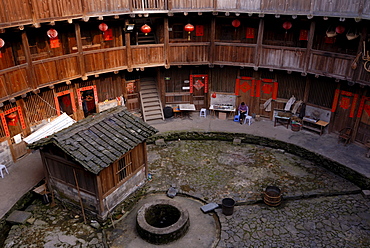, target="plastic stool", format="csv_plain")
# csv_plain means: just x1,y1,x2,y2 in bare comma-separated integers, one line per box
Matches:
0,164,9,178
200,108,207,118
243,115,253,125
233,115,240,122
